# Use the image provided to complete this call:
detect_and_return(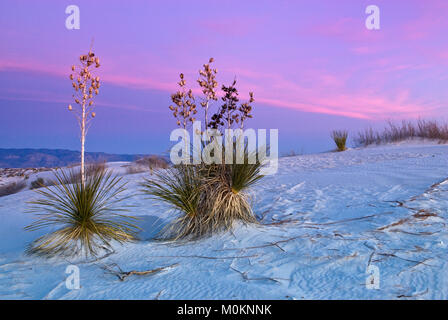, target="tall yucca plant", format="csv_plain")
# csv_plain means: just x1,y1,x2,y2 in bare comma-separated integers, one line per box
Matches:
25,168,139,257
141,58,263,240
68,46,101,186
